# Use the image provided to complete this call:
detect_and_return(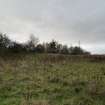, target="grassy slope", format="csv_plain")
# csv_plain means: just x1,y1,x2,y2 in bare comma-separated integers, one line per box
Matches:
0,54,105,105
